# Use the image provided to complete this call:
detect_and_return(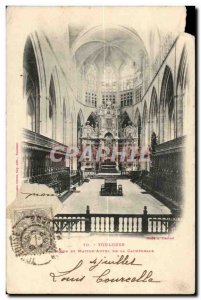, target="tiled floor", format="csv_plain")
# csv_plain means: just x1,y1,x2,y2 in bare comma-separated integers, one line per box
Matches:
61,179,171,215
